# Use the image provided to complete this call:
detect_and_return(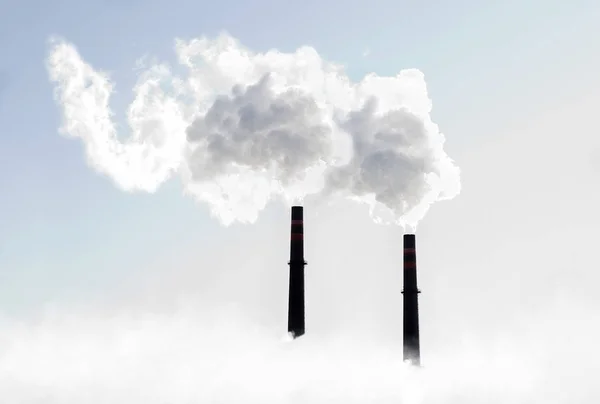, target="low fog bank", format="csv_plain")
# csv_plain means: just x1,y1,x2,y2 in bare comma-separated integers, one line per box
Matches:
0,282,596,403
